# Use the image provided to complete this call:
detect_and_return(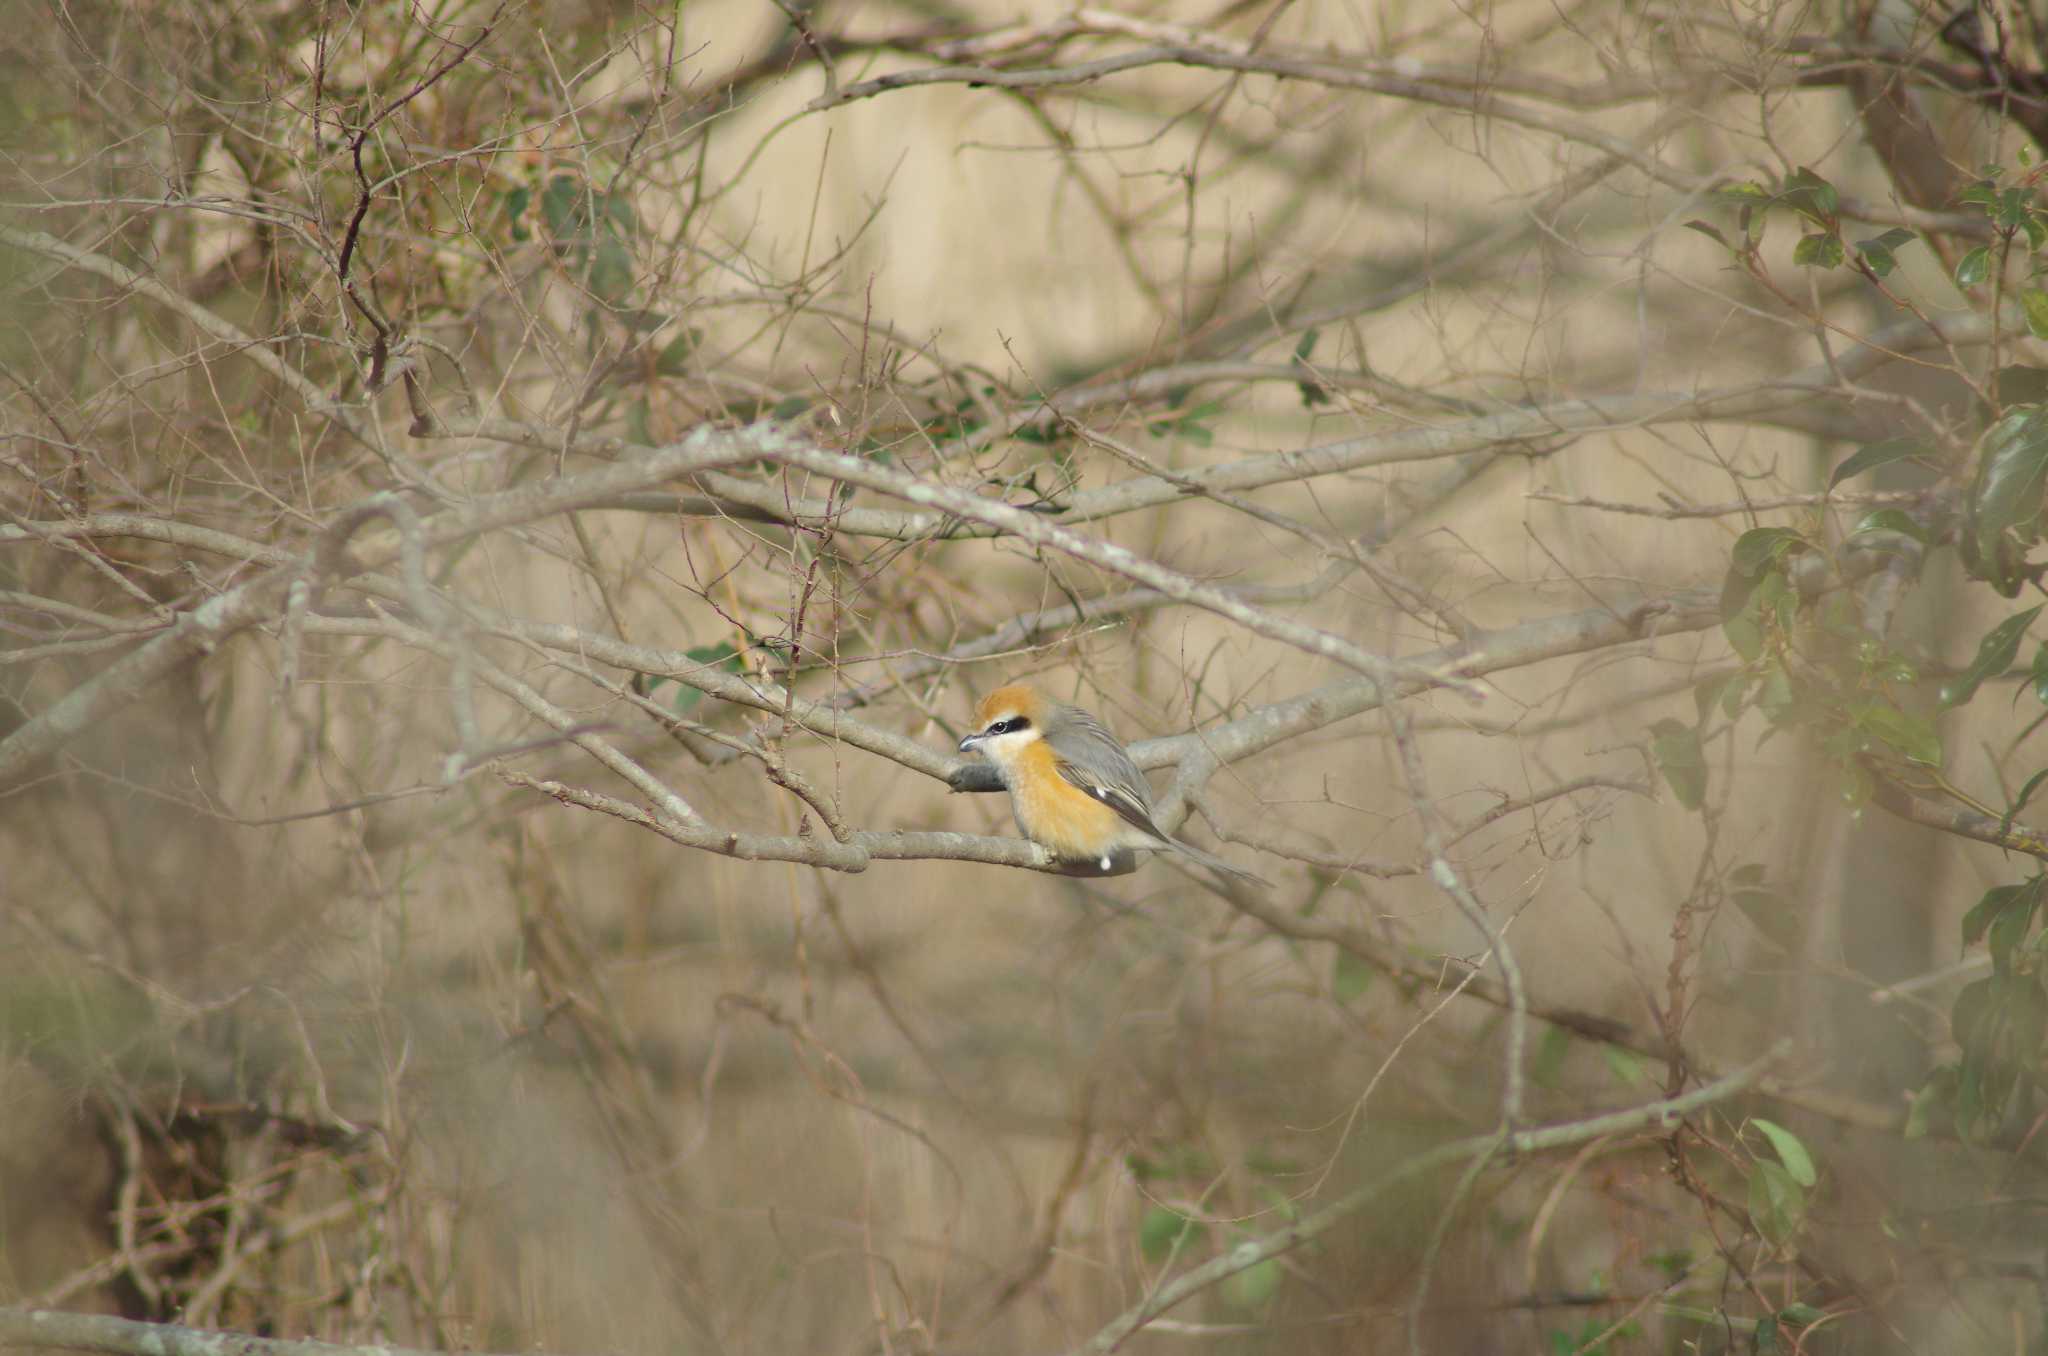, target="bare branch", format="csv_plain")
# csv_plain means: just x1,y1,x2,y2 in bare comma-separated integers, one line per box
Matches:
0,423,812,792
